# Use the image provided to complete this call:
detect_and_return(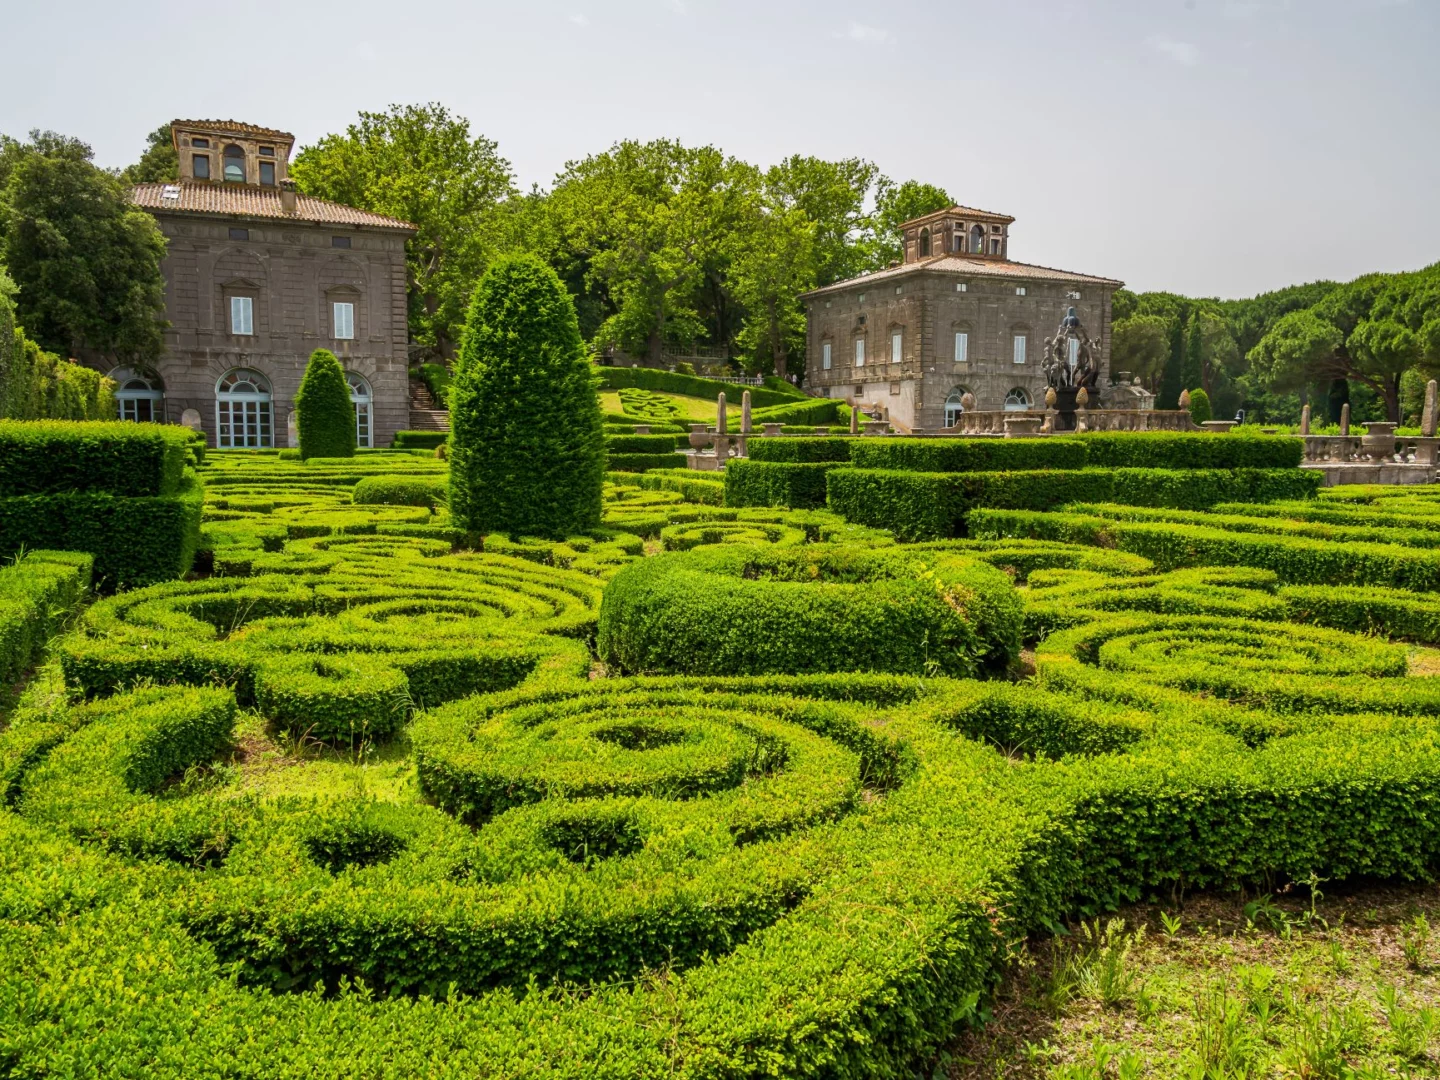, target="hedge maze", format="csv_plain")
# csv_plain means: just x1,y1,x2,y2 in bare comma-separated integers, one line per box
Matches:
6,432,1440,1077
